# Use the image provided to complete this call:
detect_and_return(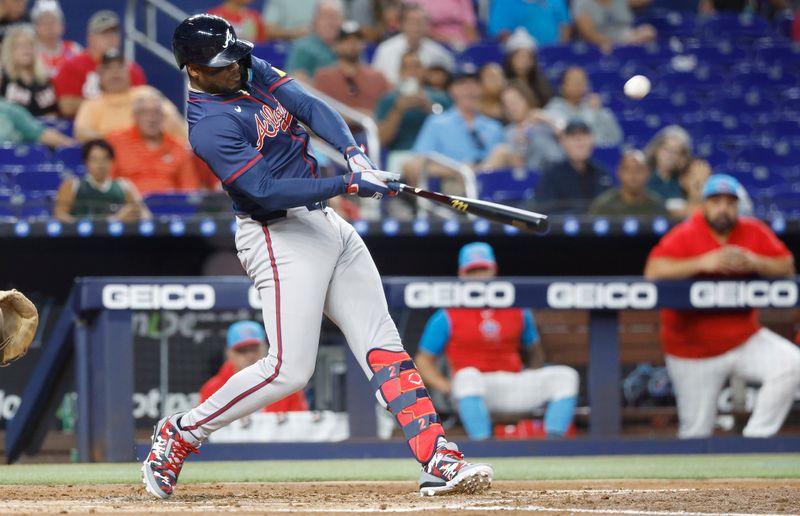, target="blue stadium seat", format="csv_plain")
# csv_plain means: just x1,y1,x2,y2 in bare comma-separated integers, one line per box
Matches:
588,70,625,92
0,144,50,166
756,43,800,67
20,205,51,219
708,96,775,117
732,68,799,90
476,169,538,203
592,147,622,171
640,10,697,38
144,193,200,216
460,42,504,67
538,43,602,67
699,14,770,41
252,41,291,69
13,170,63,193
54,146,83,169
684,43,748,65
